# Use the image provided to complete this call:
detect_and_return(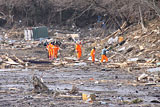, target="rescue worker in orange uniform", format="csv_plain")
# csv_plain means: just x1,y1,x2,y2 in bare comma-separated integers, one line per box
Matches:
53,44,59,59
101,46,108,63
76,41,82,60
90,47,96,63
46,43,54,60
